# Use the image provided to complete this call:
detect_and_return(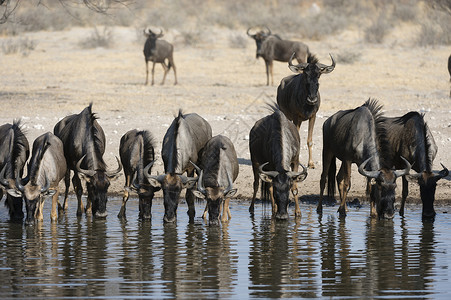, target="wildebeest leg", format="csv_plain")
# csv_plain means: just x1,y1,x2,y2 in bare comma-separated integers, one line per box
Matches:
72,174,84,216
367,179,377,217
160,62,169,85
170,58,178,85
222,197,231,222
336,161,351,217
186,170,196,221
399,176,409,216
269,61,274,85
318,151,334,213
265,60,271,86
249,167,260,213
202,203,208,219
118,174,131,218
151,61,156,85
291,161,301,218
307,116,316,169
145,60,149,85
51,190,59,221
59,170,71,212
269,184,277,216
